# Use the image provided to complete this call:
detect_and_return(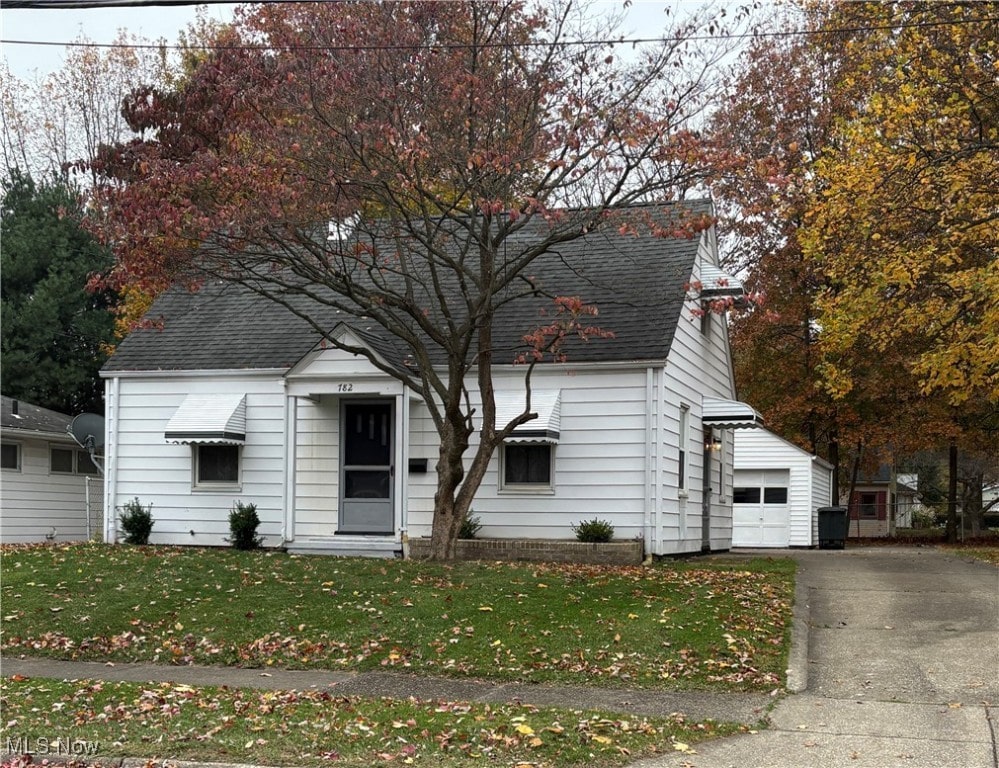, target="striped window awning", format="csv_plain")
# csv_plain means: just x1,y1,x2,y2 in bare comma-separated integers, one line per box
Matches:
165,394,247,444
702,397,763,429
698,264,745,299
495,389,562,443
